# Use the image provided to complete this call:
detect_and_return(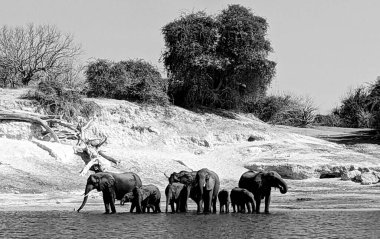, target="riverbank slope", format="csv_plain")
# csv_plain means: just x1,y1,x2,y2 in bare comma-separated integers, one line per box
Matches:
0,88,379,211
